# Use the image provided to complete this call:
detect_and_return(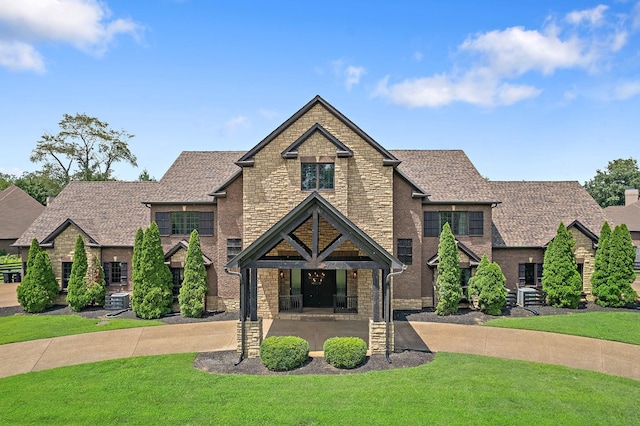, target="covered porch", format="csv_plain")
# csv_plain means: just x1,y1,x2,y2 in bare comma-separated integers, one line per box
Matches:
226,192,405,359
